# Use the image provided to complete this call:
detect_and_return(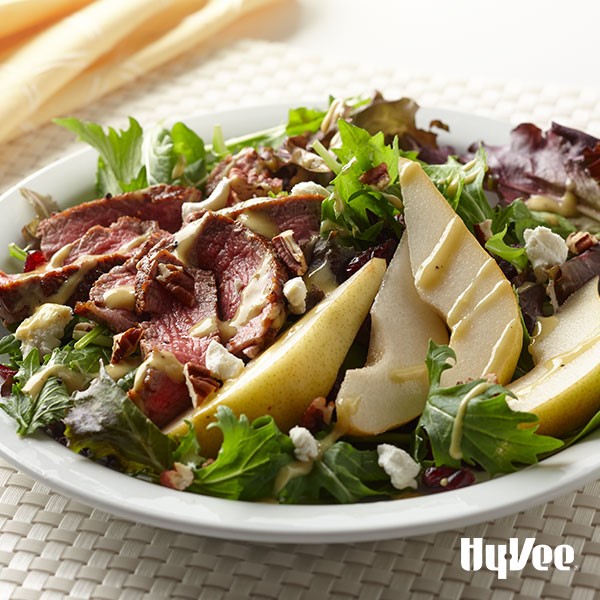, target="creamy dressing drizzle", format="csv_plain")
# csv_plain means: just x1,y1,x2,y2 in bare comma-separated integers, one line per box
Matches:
451,279,507,341
413,216,462,289
132,350,185,395
449,380,492,460
48,243,74,268
274,424,347,494
236,212,279,239
220,255,275,340
511,333,600,397
172,215,207,264
446,259,496,327
22,365,87,398
303,261,338,295
103,286,136,310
